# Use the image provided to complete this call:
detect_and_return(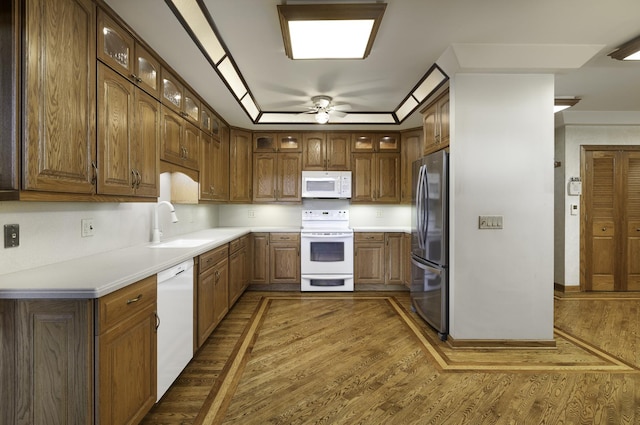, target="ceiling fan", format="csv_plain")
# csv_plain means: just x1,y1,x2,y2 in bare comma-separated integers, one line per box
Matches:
302,95,351,124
